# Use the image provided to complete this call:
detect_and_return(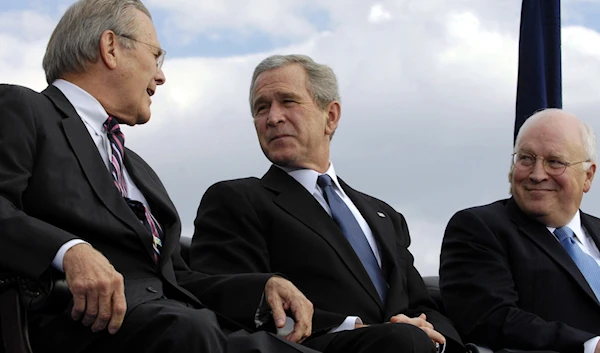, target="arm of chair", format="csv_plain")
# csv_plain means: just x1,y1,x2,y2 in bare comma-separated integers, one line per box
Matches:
0,272,70,353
